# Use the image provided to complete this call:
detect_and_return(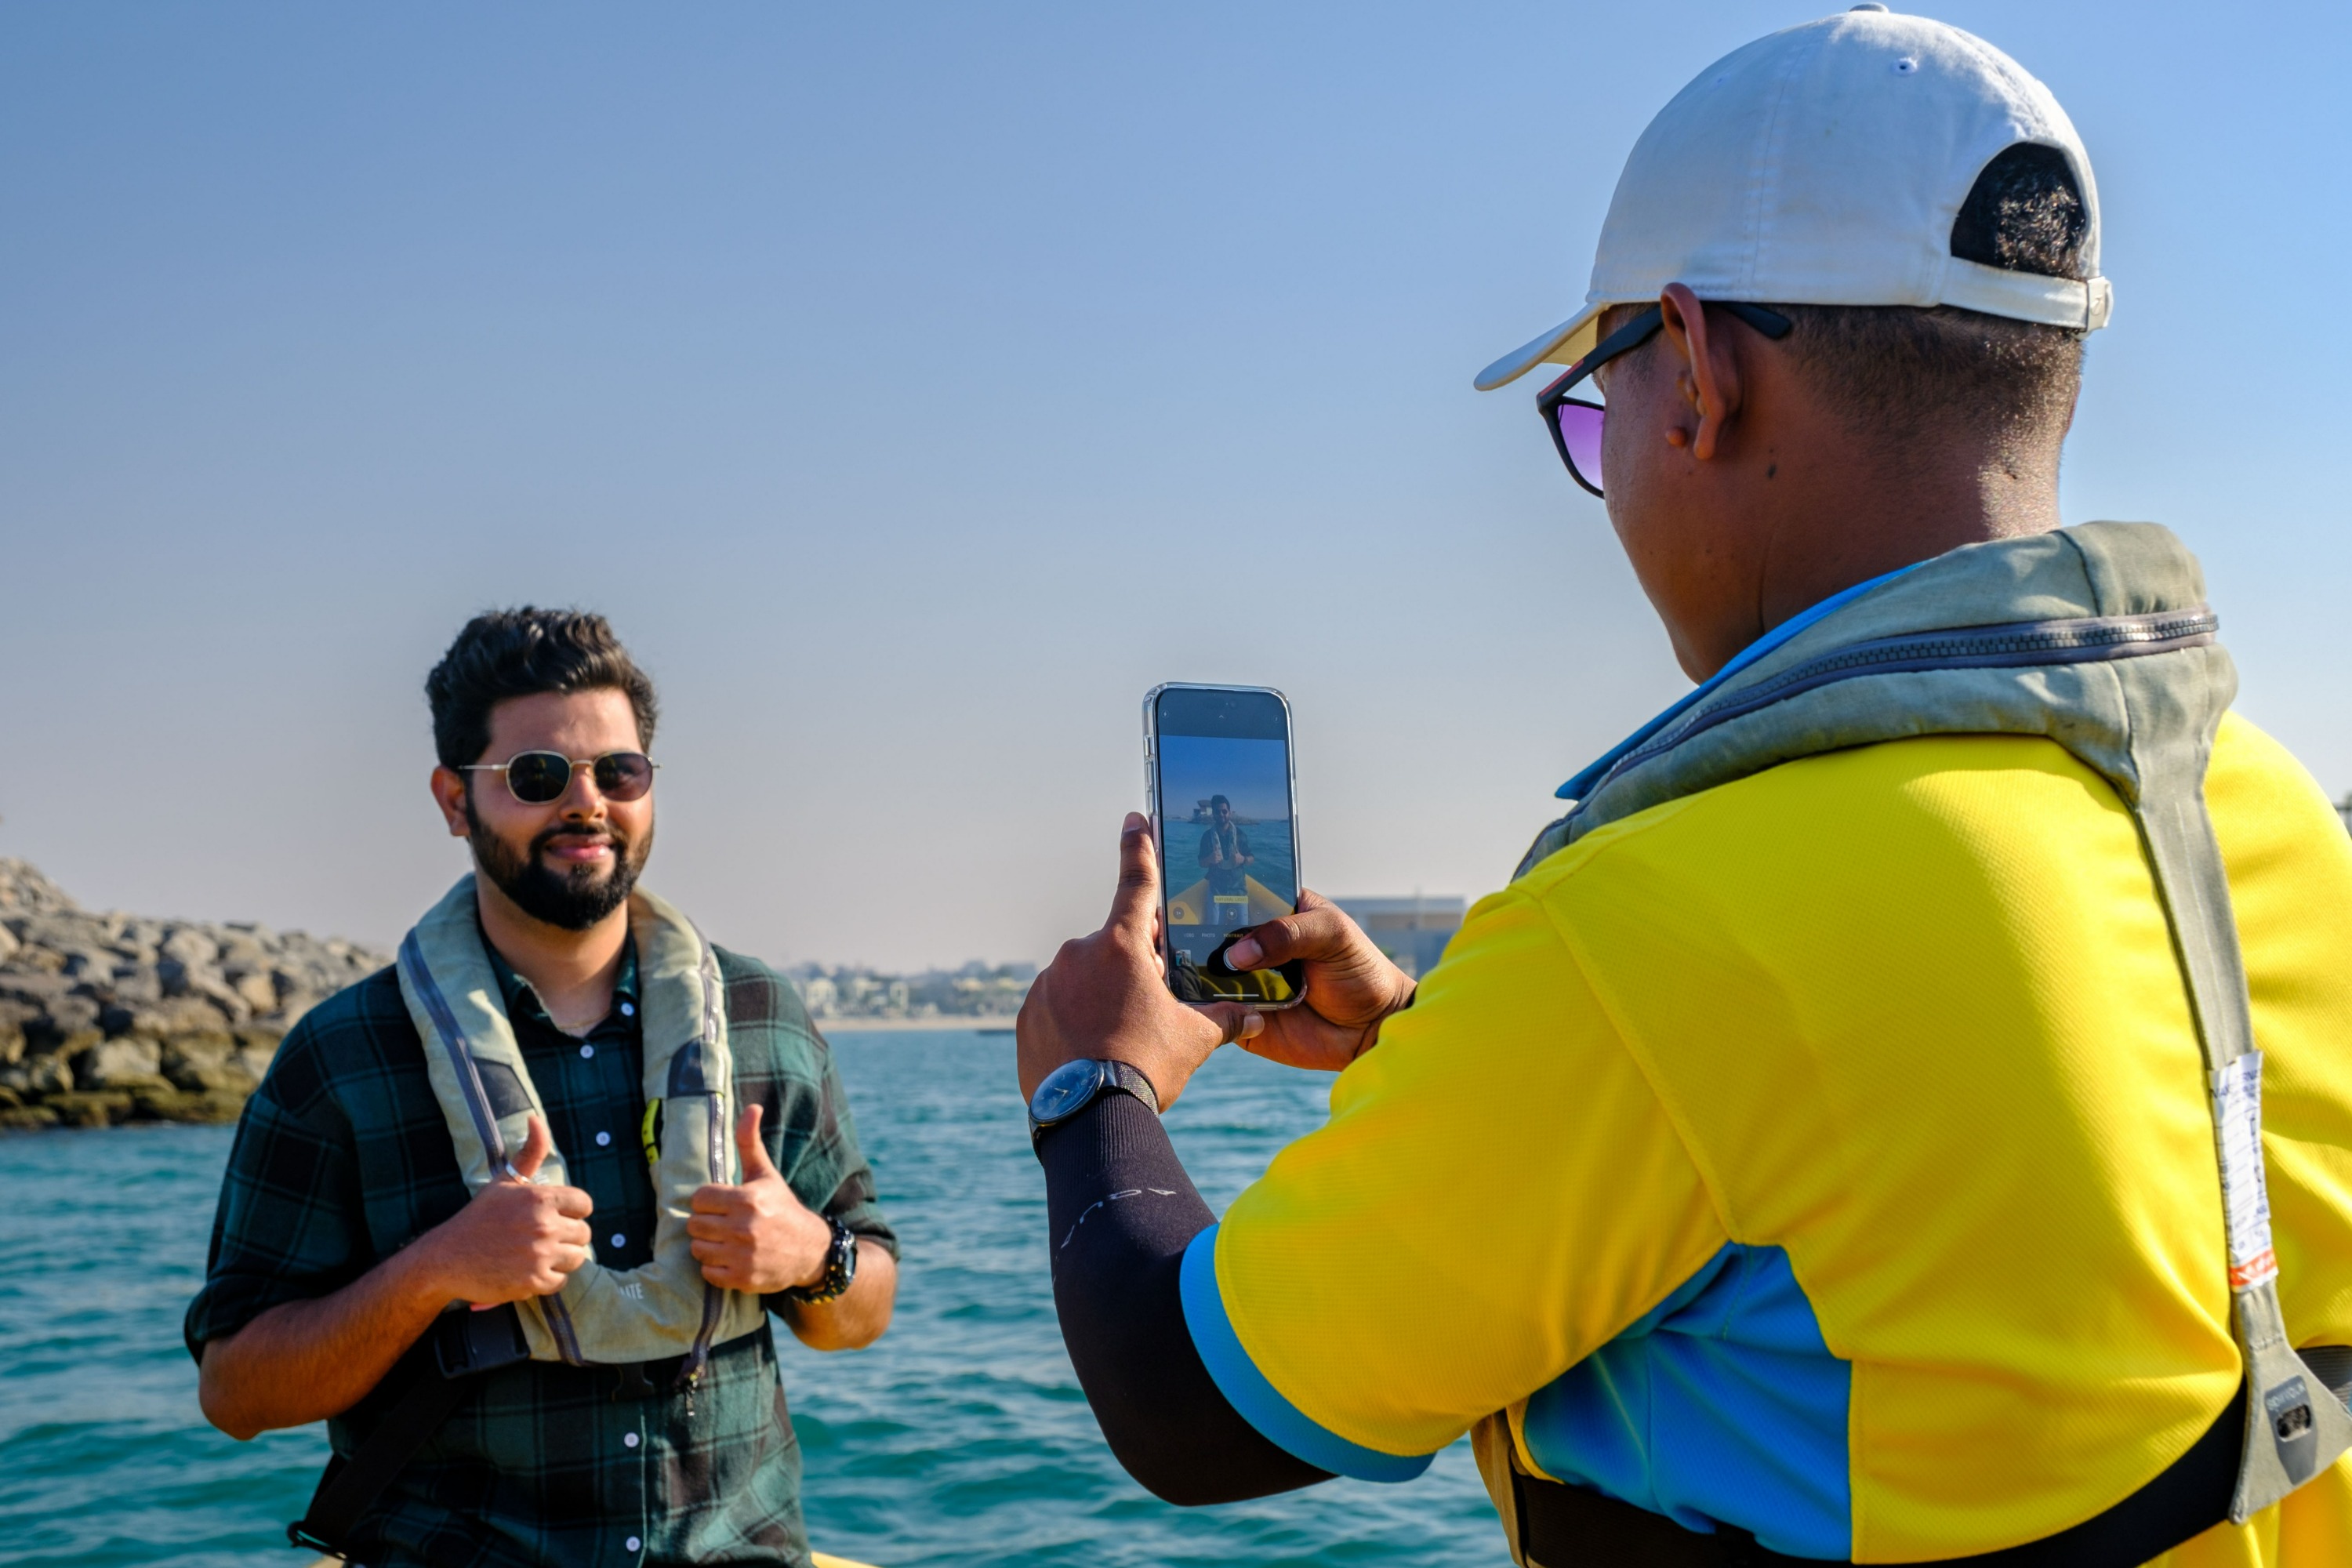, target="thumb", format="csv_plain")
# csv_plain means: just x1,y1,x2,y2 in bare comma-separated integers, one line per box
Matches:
735,1103,782,1183
1195,1003,1266,1047
508,1114,552,1181
1108,811,1161,938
